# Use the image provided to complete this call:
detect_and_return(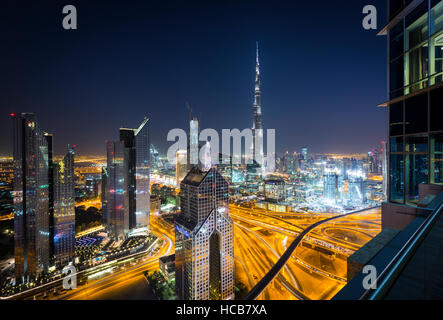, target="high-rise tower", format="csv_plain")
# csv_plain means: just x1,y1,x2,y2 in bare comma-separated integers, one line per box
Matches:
175,167,234,300
252,42,263,165
12,113,50,282
105,140,128,240
106,117,150,238
53,146,76,267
